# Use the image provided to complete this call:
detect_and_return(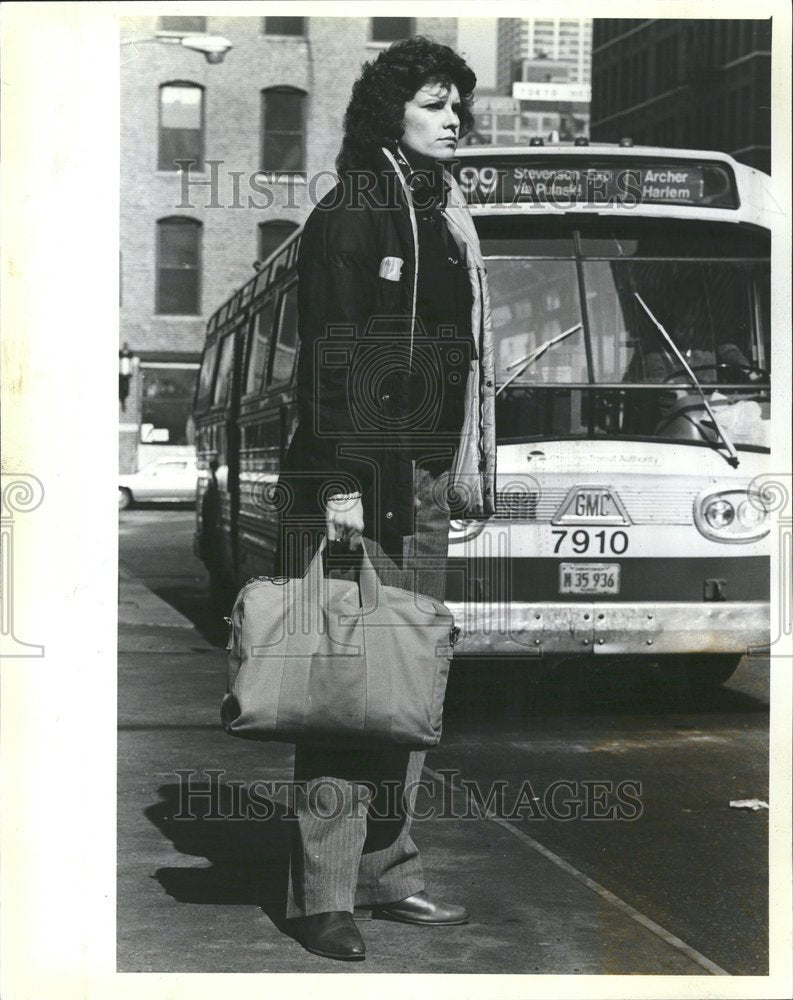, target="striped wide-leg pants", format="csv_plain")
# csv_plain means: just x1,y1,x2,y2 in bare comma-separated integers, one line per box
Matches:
283,458,452,918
